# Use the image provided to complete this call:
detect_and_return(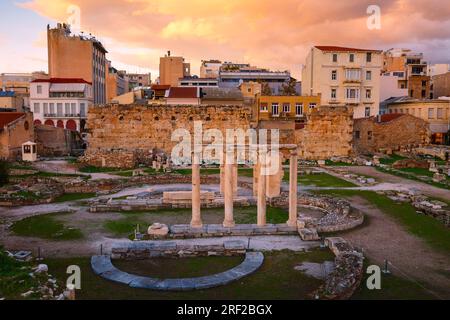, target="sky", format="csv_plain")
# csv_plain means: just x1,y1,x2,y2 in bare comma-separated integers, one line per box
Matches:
1,0,450,79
